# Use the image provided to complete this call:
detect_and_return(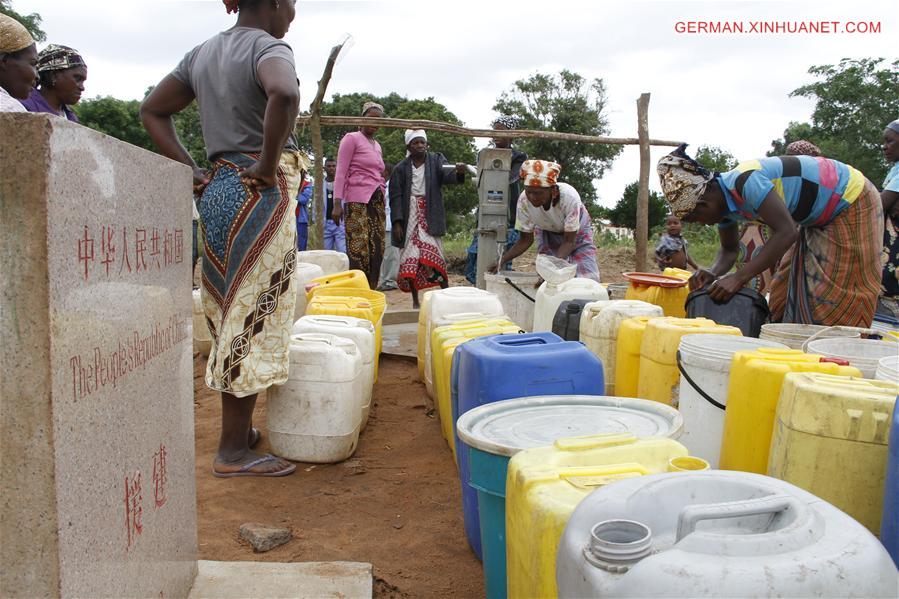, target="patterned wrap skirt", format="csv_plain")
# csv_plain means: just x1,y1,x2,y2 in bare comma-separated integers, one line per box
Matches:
197,151,301,397
736,223,777,295
535,205,601,282
769,179,884,327
345,189,386,289
397,195,448,293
